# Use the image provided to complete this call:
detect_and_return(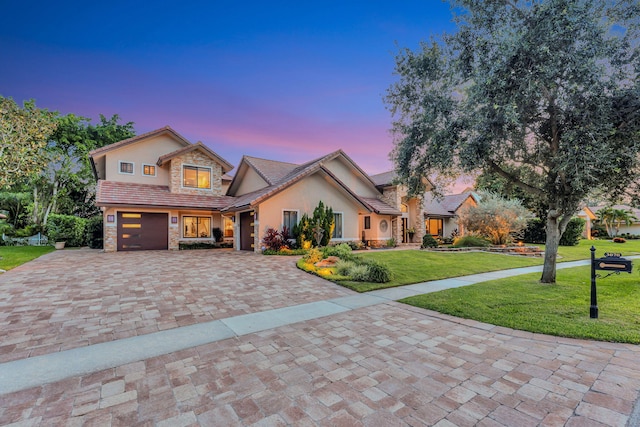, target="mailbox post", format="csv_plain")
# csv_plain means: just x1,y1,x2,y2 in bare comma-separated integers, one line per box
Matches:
590,246,633,319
